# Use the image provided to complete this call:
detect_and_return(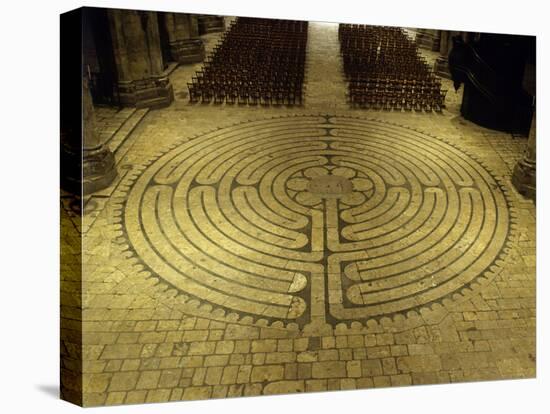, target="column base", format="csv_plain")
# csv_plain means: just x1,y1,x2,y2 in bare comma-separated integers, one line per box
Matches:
434,57,452,79
198,15,225,34
83,146,117,195
512,158,536,201
60,141,117,195
117,76,174,109
169,38,205,64
415,30,440,51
